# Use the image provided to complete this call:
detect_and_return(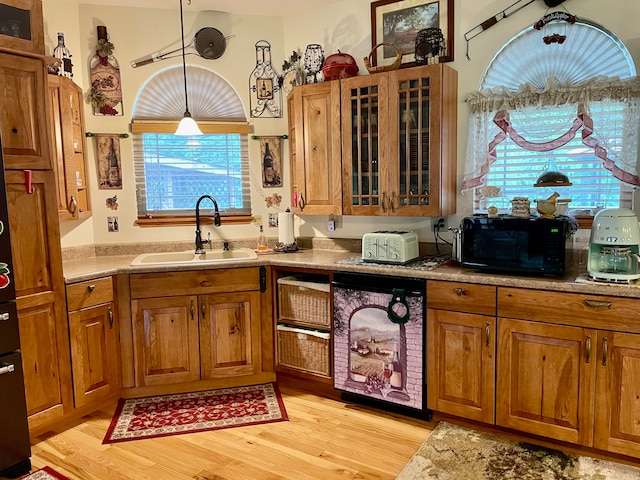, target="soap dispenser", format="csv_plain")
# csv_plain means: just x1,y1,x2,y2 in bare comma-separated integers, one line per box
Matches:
257,225,268,252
